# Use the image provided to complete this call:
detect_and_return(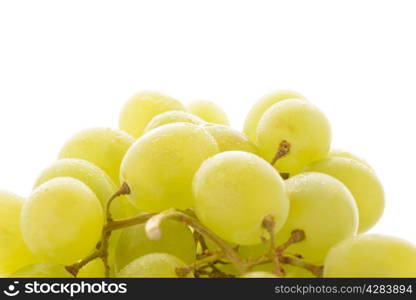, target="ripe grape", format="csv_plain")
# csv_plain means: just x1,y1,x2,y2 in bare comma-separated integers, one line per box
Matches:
193,151,289,245
34,158,126,219
119,91,185,138
256,99,331,174
243,90,305,142
117,253,190,278
275,172,358,264
305,156,384,233
241,271,278,278
187,100,229,125
58,127,134,184
77,258,105,278
115,220,196,273
120,123,219,212
329,149,372,169
324,234,416,277
0,191,38,276
202,124,258,154
144,110,205,133
21,177,103,264
9,263,73,278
